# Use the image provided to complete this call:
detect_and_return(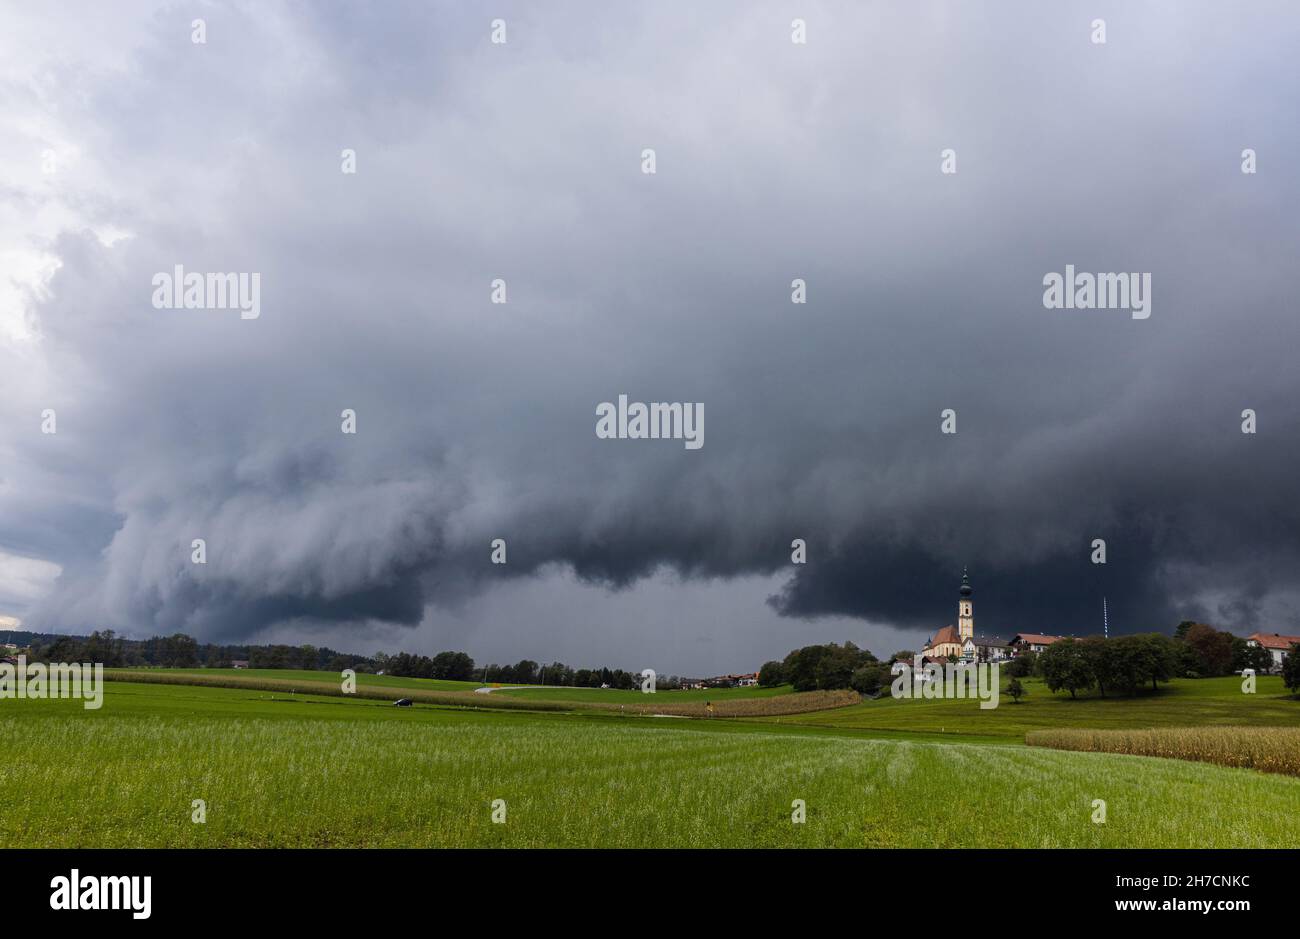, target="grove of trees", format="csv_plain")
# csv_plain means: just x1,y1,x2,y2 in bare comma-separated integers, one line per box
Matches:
758,641,891,694
1040,633,1188,698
